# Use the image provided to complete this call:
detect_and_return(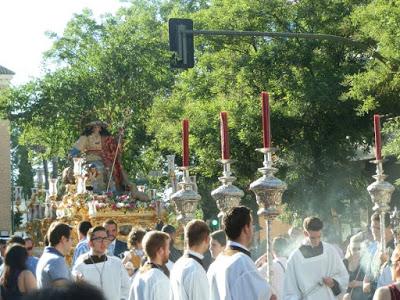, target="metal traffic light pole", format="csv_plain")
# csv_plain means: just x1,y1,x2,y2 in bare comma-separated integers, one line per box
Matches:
169,18,385,69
